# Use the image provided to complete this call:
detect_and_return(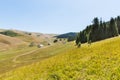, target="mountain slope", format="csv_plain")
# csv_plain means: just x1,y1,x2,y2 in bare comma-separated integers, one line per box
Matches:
0,34,26,49
56,32,77,41
0,37,120,80
13,29,56,43
56,32,77,38
0,29,56,47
